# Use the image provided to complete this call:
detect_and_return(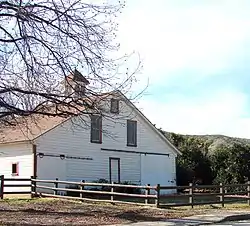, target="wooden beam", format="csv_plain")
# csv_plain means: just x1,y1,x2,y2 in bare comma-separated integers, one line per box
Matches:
101,148,170,156
35,193,155,206
31,179,155,189
32,144,37,178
